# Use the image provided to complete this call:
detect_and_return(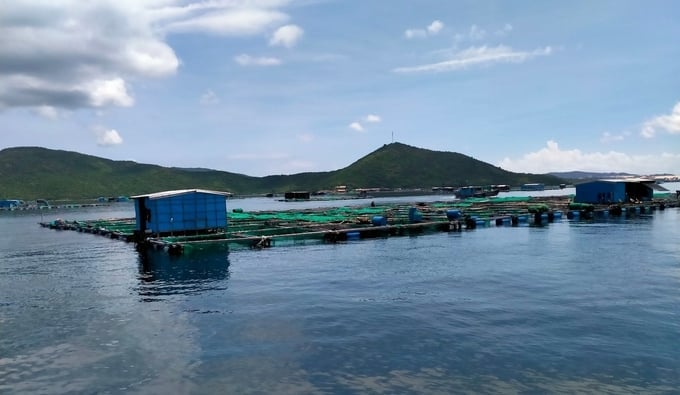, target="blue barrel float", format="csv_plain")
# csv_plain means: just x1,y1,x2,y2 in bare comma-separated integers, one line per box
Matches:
408,207,423,223
371,216,387,226
446,209,461,220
